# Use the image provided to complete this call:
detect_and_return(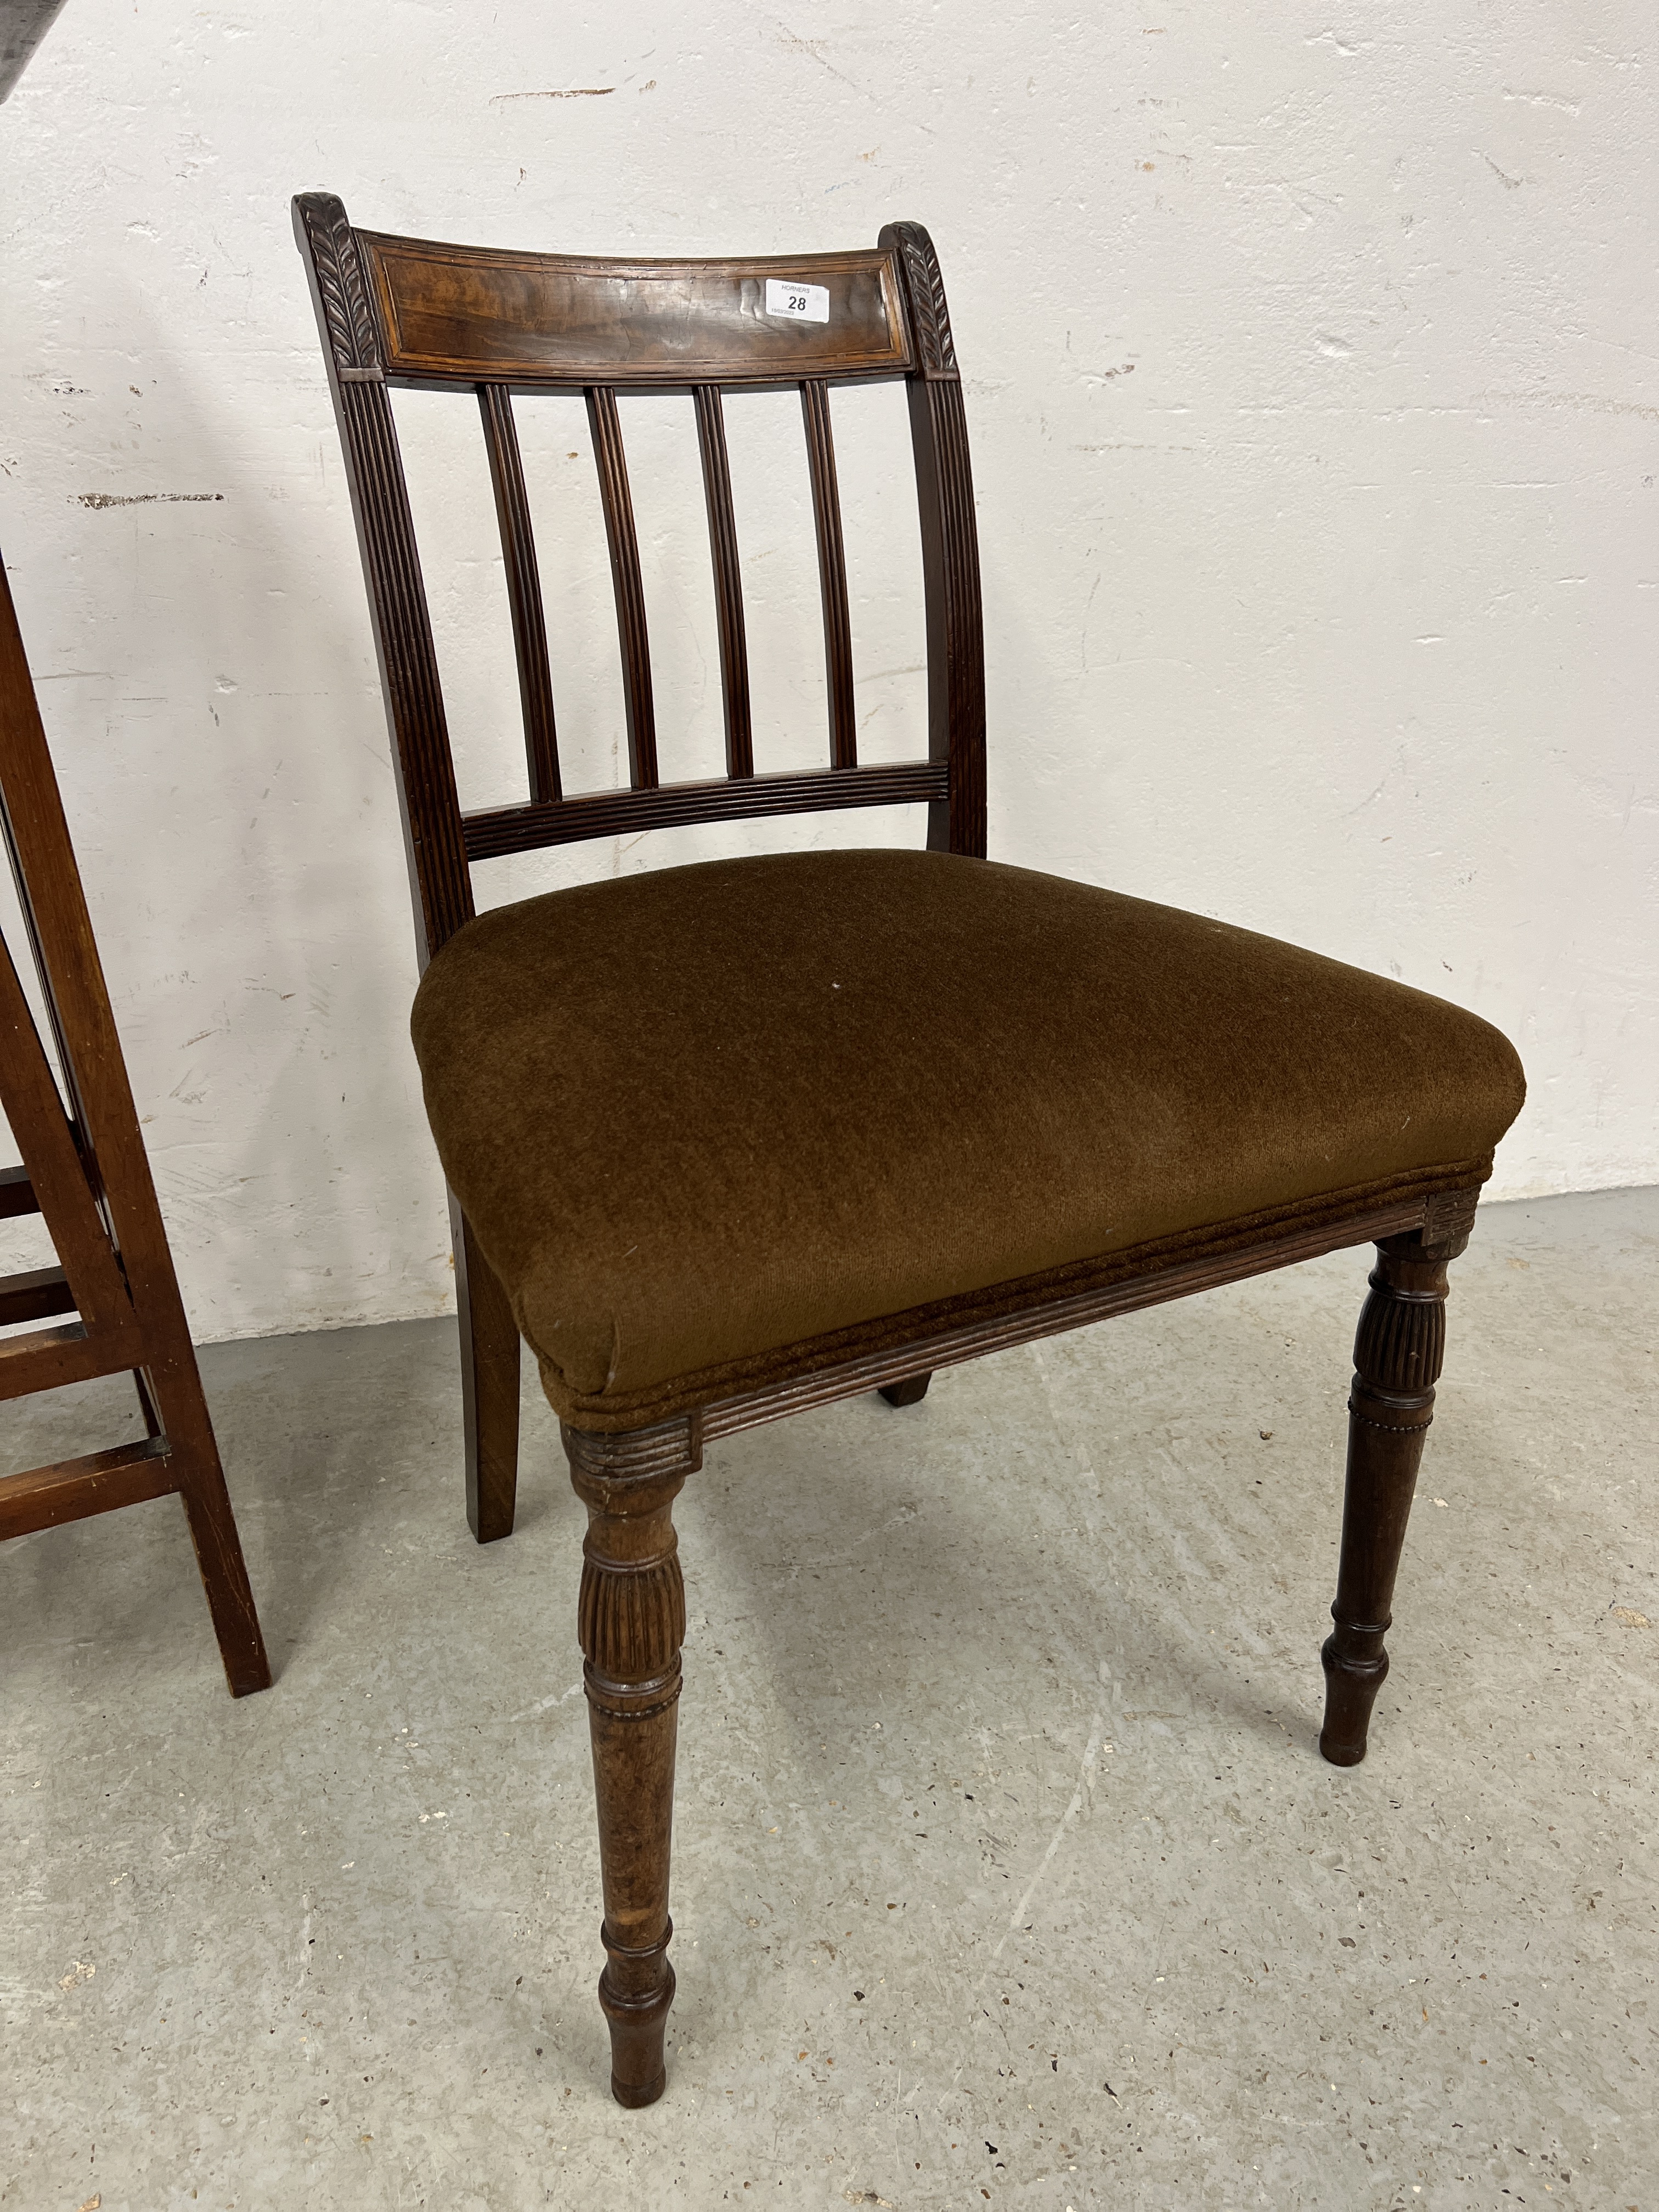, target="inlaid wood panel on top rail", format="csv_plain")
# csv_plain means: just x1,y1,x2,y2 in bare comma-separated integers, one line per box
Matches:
360,235,915,391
